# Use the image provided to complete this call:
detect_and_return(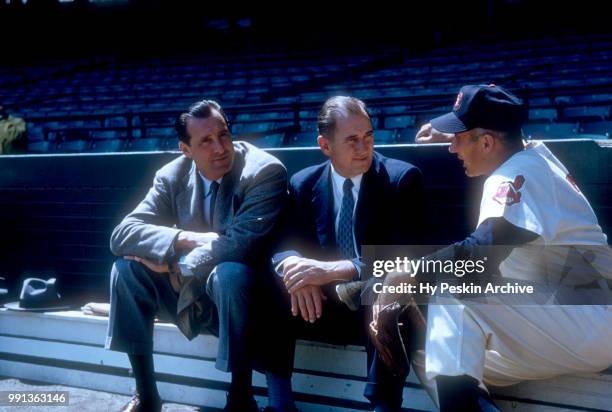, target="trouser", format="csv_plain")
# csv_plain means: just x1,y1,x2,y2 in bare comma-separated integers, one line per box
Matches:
289,285,407,409
105,257,294,376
